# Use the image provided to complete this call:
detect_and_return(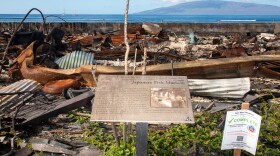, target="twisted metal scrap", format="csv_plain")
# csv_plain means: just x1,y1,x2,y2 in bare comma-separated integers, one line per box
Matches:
0,8,46,74
44,15,67,23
